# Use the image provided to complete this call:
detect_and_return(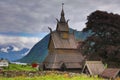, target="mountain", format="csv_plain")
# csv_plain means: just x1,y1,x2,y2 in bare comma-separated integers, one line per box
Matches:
0,45,29,61
18,29,91,63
